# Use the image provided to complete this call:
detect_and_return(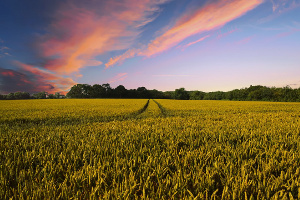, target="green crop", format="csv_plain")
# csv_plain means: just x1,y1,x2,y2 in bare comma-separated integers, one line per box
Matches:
1,99,300,199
